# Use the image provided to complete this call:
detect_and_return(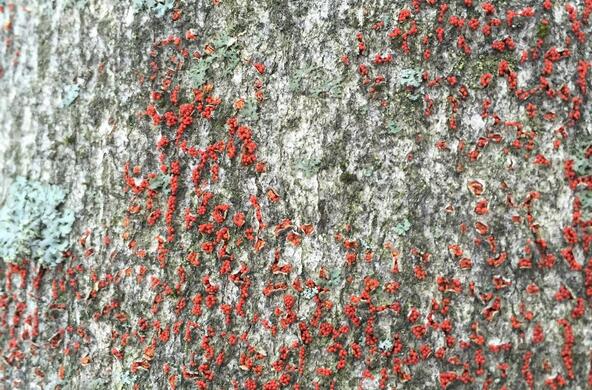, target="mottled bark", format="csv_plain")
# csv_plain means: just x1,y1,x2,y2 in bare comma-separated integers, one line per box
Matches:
1,0,591,389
